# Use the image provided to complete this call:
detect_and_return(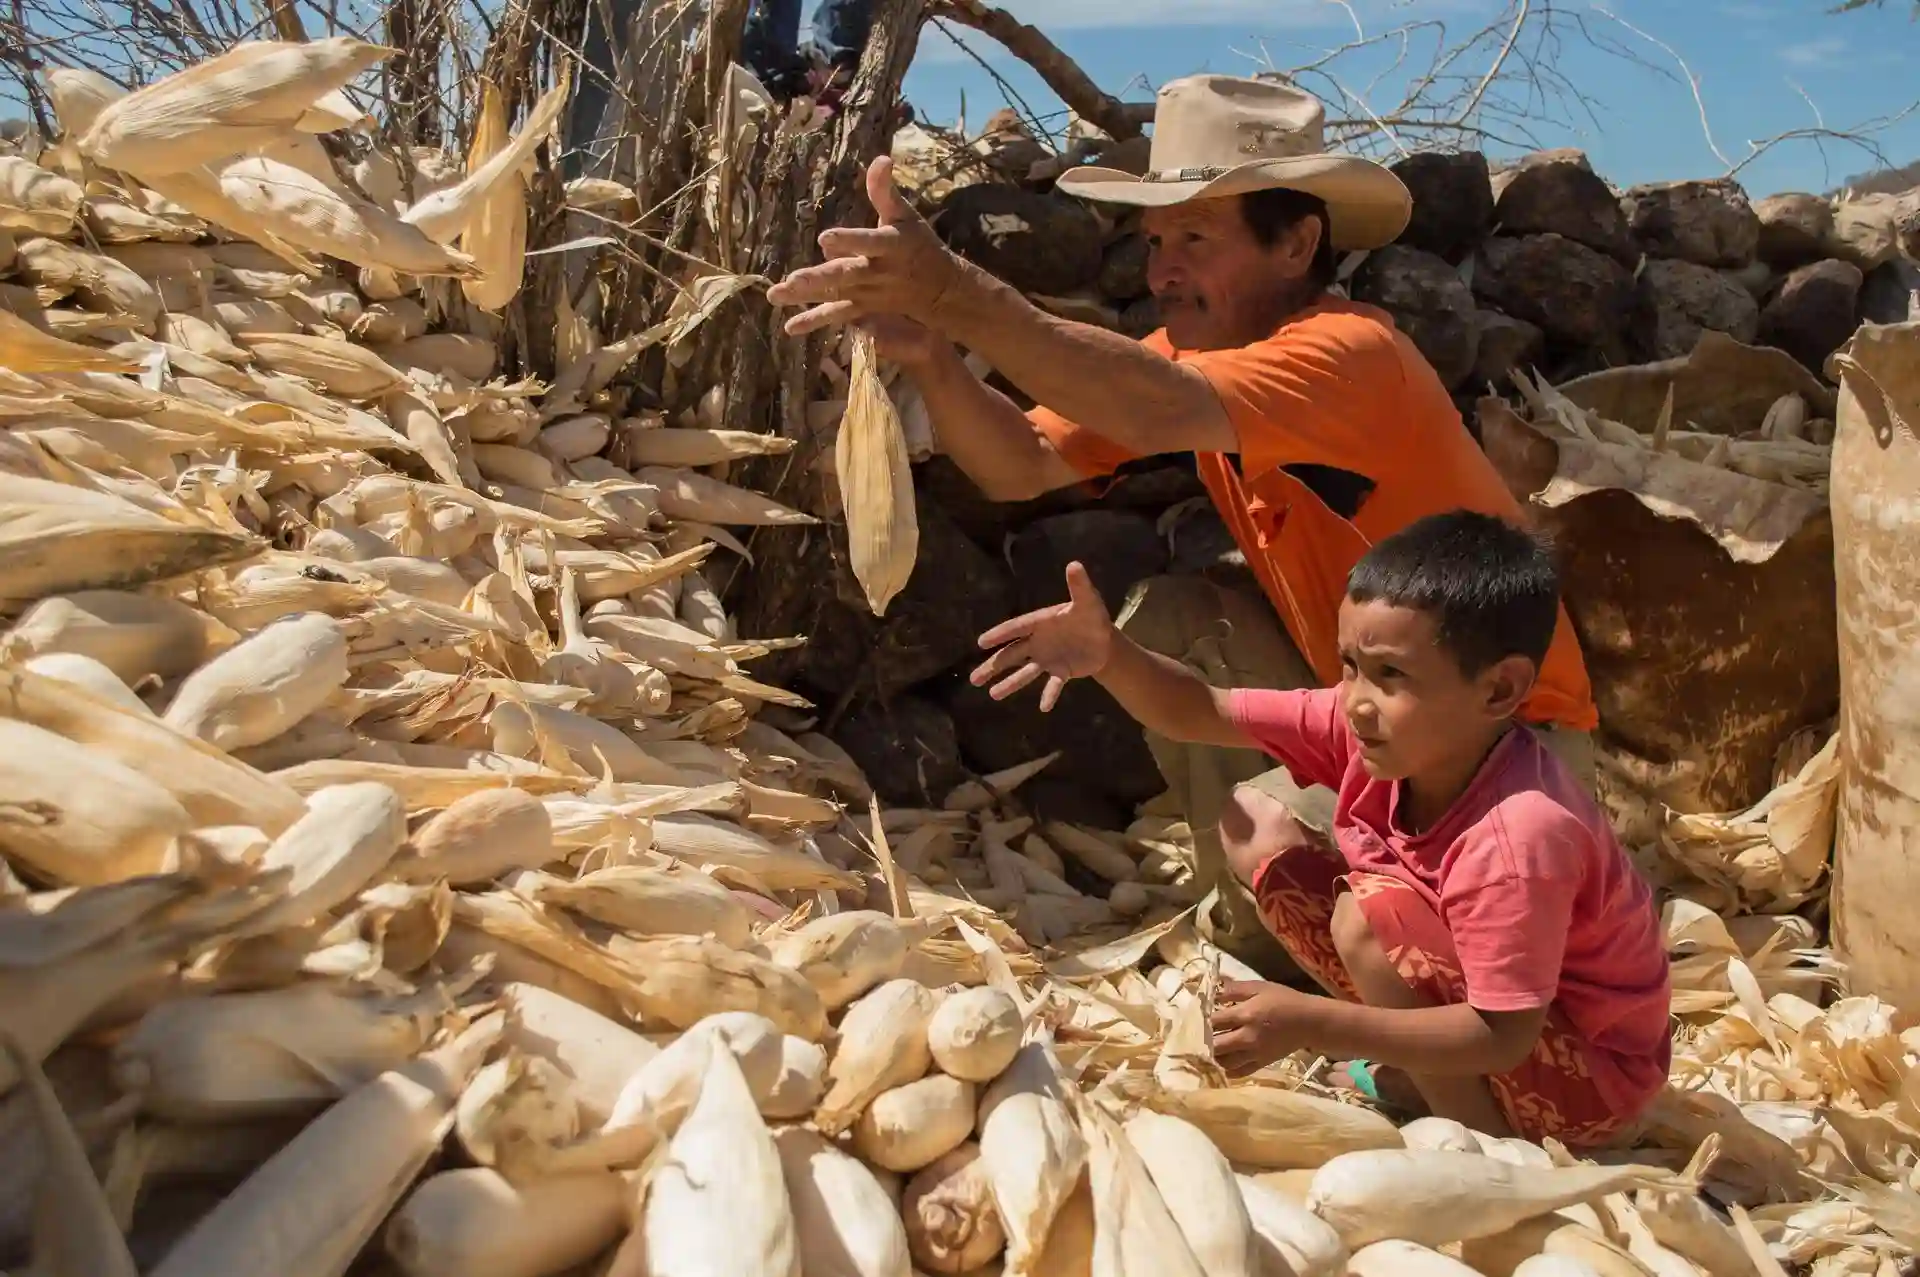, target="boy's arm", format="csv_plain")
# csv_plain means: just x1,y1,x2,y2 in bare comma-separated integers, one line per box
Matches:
1094,632,1256,750
1294,999,1549,1076
1212,982,1549,1077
